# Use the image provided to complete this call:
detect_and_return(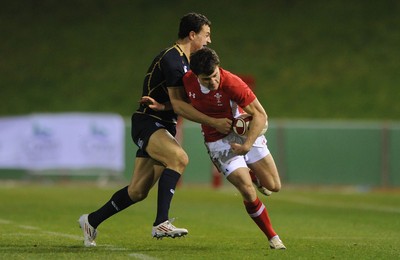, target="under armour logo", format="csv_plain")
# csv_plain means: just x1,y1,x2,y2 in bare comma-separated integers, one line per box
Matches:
189,92,196,99
170,189,175,194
